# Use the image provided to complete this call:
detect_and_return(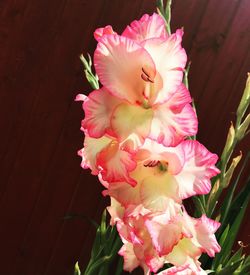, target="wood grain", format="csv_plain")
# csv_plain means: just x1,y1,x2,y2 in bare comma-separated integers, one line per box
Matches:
0,0,249,274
